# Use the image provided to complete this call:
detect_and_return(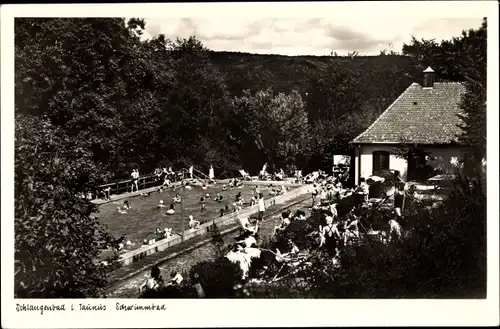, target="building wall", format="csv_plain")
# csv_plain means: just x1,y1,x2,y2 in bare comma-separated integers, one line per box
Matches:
354,144,472,184
357,145,407,182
